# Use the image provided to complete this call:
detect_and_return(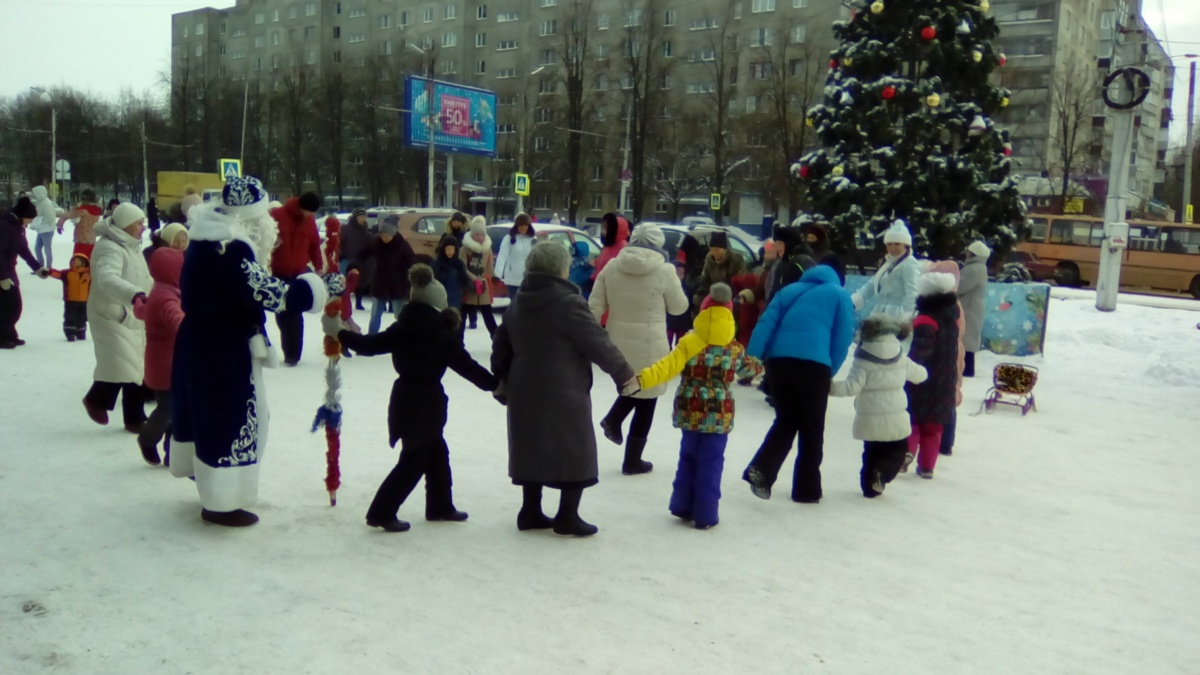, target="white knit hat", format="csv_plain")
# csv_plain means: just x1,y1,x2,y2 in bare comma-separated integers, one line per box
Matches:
408,263,448,311
967,240,992,258
918,271,957,297
883,219,912,246
630,223,665,249
111,202,146,230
